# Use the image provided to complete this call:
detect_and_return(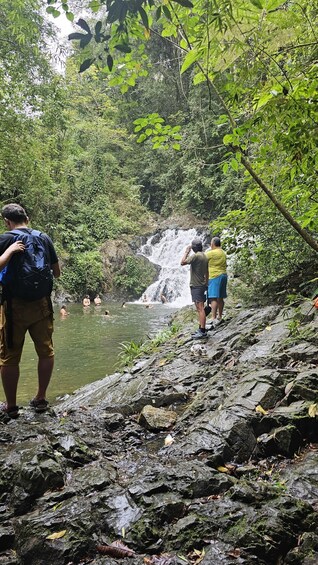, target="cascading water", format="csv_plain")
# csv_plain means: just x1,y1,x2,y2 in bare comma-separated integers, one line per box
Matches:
138,228,200,307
